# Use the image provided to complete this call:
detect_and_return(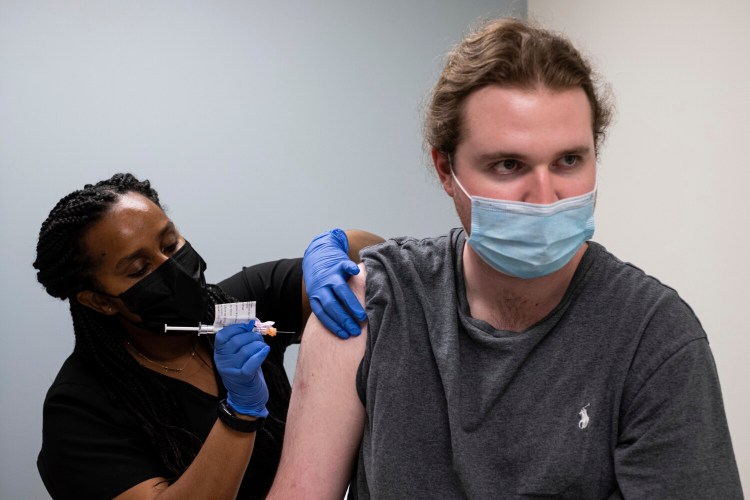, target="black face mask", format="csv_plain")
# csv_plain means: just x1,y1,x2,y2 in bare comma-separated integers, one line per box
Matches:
117,241,210,335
